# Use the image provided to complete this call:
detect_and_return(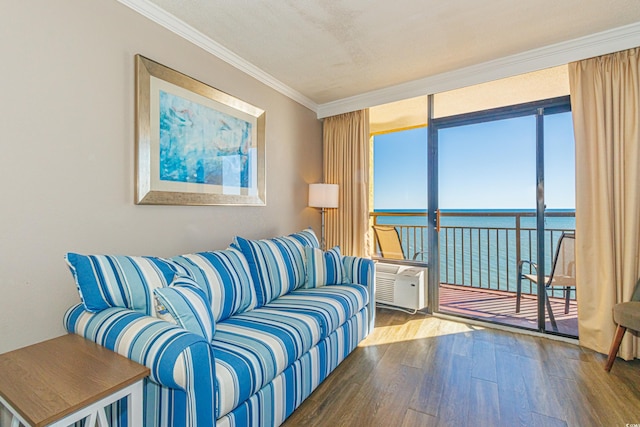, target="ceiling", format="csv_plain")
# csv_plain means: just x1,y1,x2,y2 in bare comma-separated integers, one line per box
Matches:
124,0,640,115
